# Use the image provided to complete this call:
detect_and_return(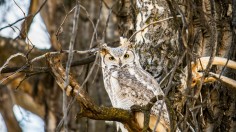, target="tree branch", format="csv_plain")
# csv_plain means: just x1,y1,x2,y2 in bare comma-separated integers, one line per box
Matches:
1,55,96,74
46,54,142,132
0,85,22,132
